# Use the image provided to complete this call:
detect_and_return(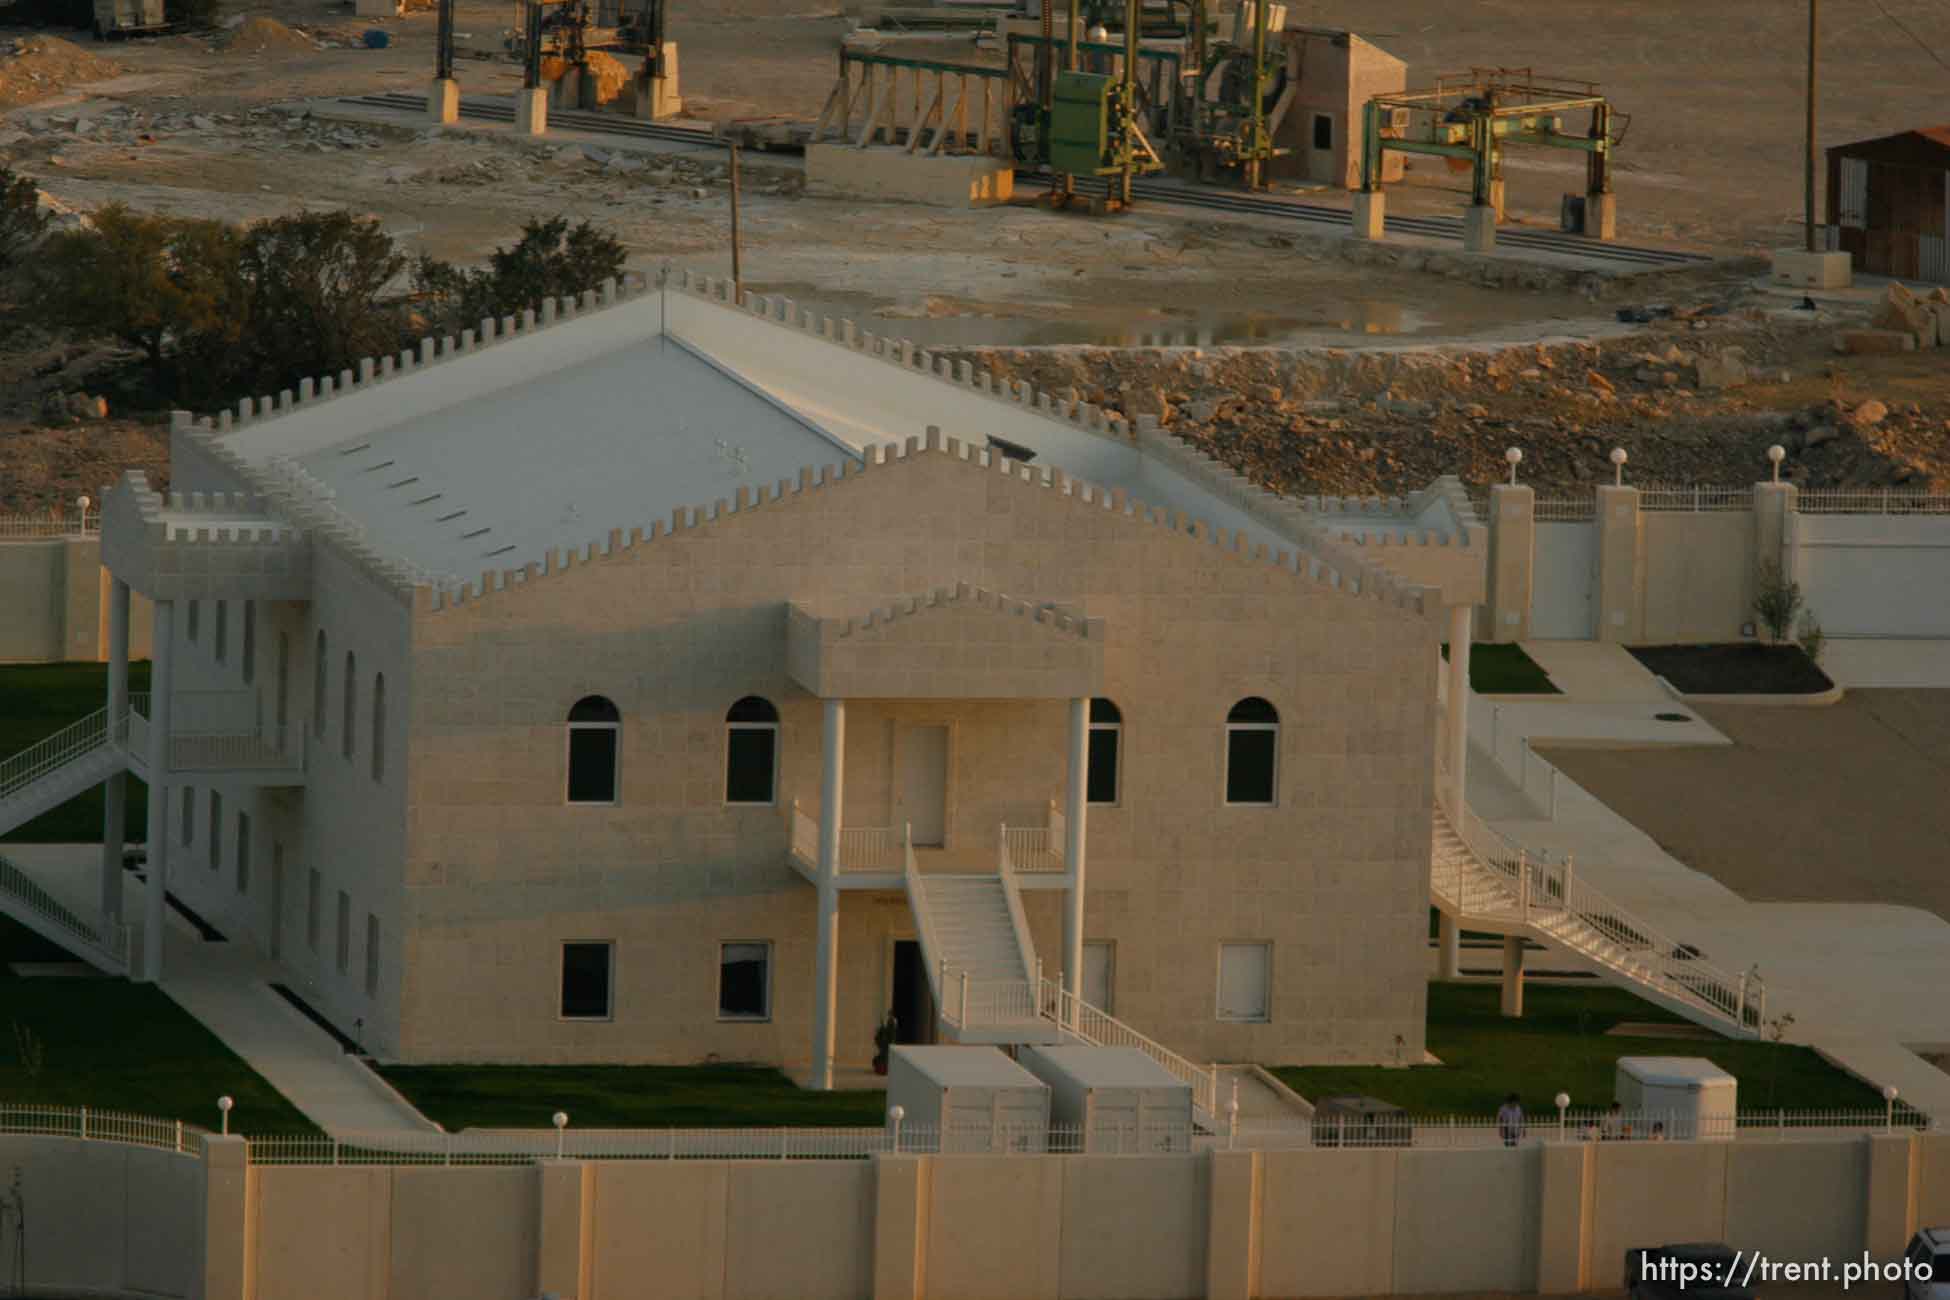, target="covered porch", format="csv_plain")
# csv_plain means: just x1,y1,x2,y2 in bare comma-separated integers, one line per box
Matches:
784,585,1104,1086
